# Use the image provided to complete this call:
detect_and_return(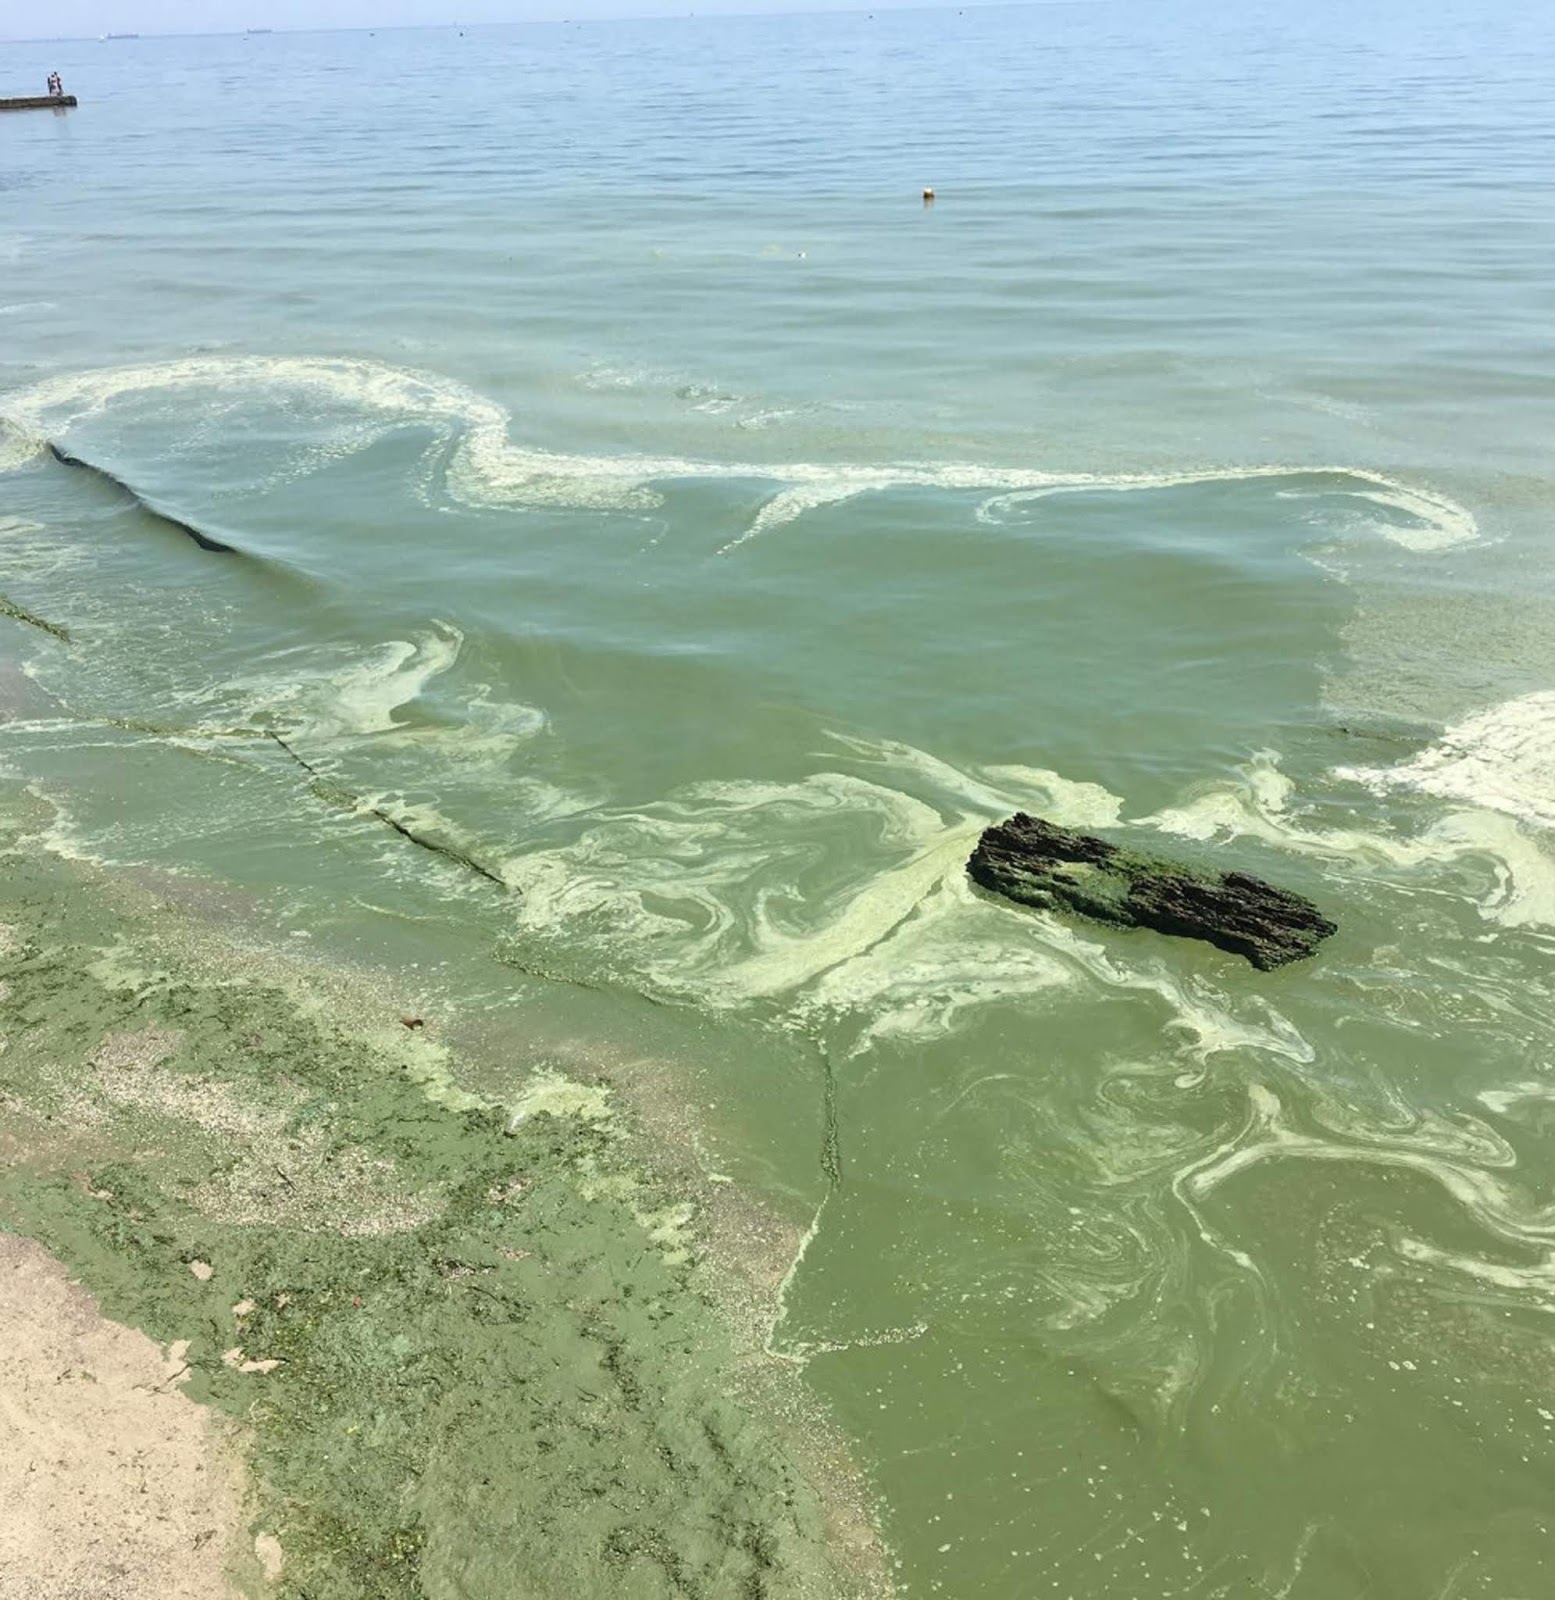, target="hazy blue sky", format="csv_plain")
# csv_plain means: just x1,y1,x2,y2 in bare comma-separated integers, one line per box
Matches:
5,0,978,38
